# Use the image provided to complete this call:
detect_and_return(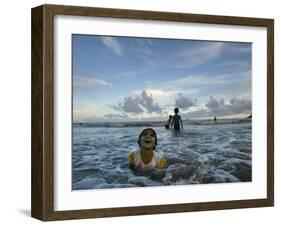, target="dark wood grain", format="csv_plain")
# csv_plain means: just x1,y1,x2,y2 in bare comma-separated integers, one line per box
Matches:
31,5,44,220
44,4,272,27
31,5,55,220
44,198,272,221
267,19,274,206
44,5,55,219
31,4,274,221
